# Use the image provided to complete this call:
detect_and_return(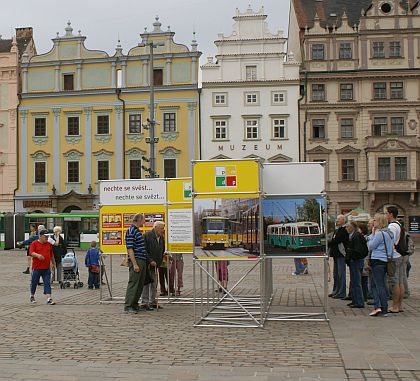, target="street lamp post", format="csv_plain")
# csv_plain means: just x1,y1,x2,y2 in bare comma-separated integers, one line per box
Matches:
142,41,164,178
